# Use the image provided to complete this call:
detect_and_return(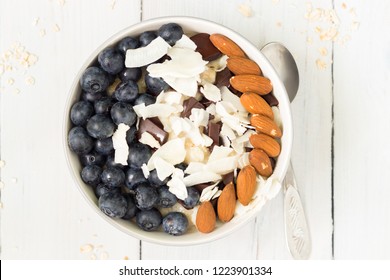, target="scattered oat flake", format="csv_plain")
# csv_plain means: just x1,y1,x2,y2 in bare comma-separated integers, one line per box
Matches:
316,59,327,70
25,76,35,85
272,0,280,4
0,181,4,189
123,256,129,260
58,0,66,6
52,24,60,32
100,251,109,260
7,78,15,85
110,0,116,9
307,37,313,44
276,21,282,28
319,47,328,56
0,202,3,209
351,21,360,31
40,29,46,37
342,3,347,9
90,253,97,260
10,177,18,184
80,244,94,253
33,17,40,26
349,8,357,17
238,4,253,17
